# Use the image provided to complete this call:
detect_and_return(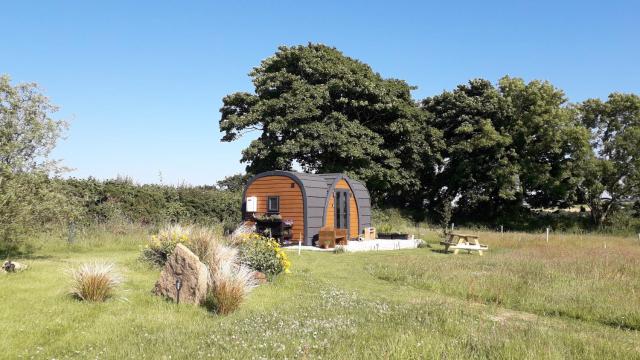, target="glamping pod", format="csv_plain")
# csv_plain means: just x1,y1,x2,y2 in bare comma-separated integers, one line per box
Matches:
242,171,371,246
